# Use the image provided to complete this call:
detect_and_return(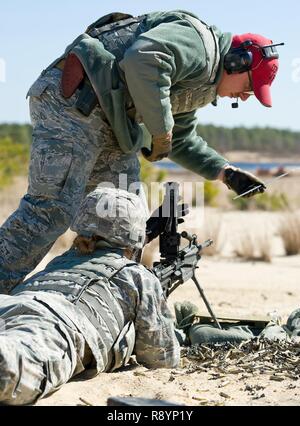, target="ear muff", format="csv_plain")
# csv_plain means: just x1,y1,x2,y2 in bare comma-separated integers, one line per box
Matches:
224,40,284,75
224,41,254,74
